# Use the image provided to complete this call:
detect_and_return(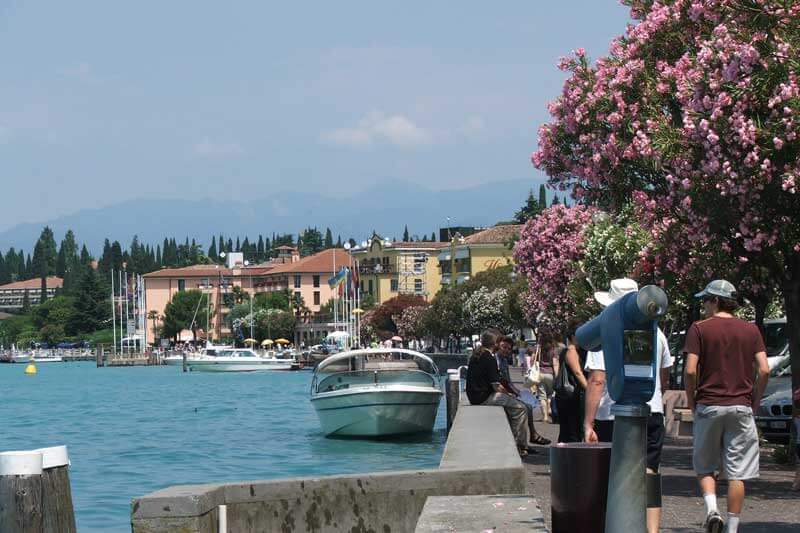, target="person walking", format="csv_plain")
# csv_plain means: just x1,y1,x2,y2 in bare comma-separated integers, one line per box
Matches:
684,280,770,533
554,319,588,443
537,332,558,423
466,328,538,456
583,278,673,533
